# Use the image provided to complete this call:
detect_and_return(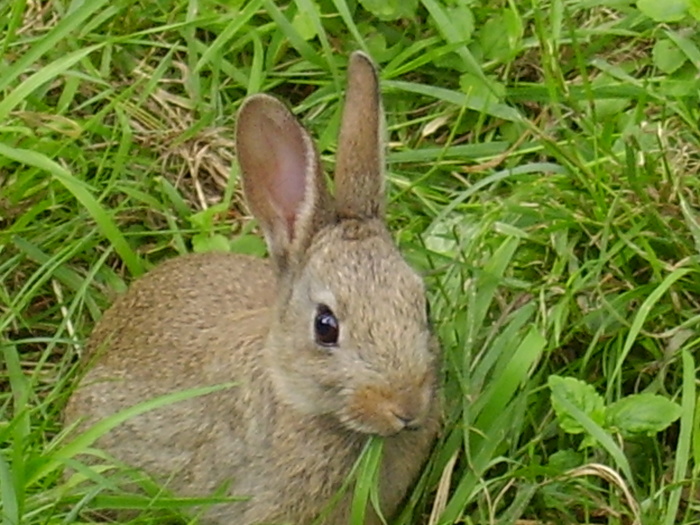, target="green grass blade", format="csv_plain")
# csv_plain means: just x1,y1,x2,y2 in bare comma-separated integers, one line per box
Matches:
2,343,29,524
0,44,102,122
0,0,111,92
609,268,691,392
194,0,263,74
350,437,384,525
329,0,368,54
29,383,235,486
473,326,545,433
0,450,20,525
261,0,323,68
419,0,486,79
663,349,696,525
0,143,143,277
386,80,523,122
551,392,634,488
294,0,339,79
